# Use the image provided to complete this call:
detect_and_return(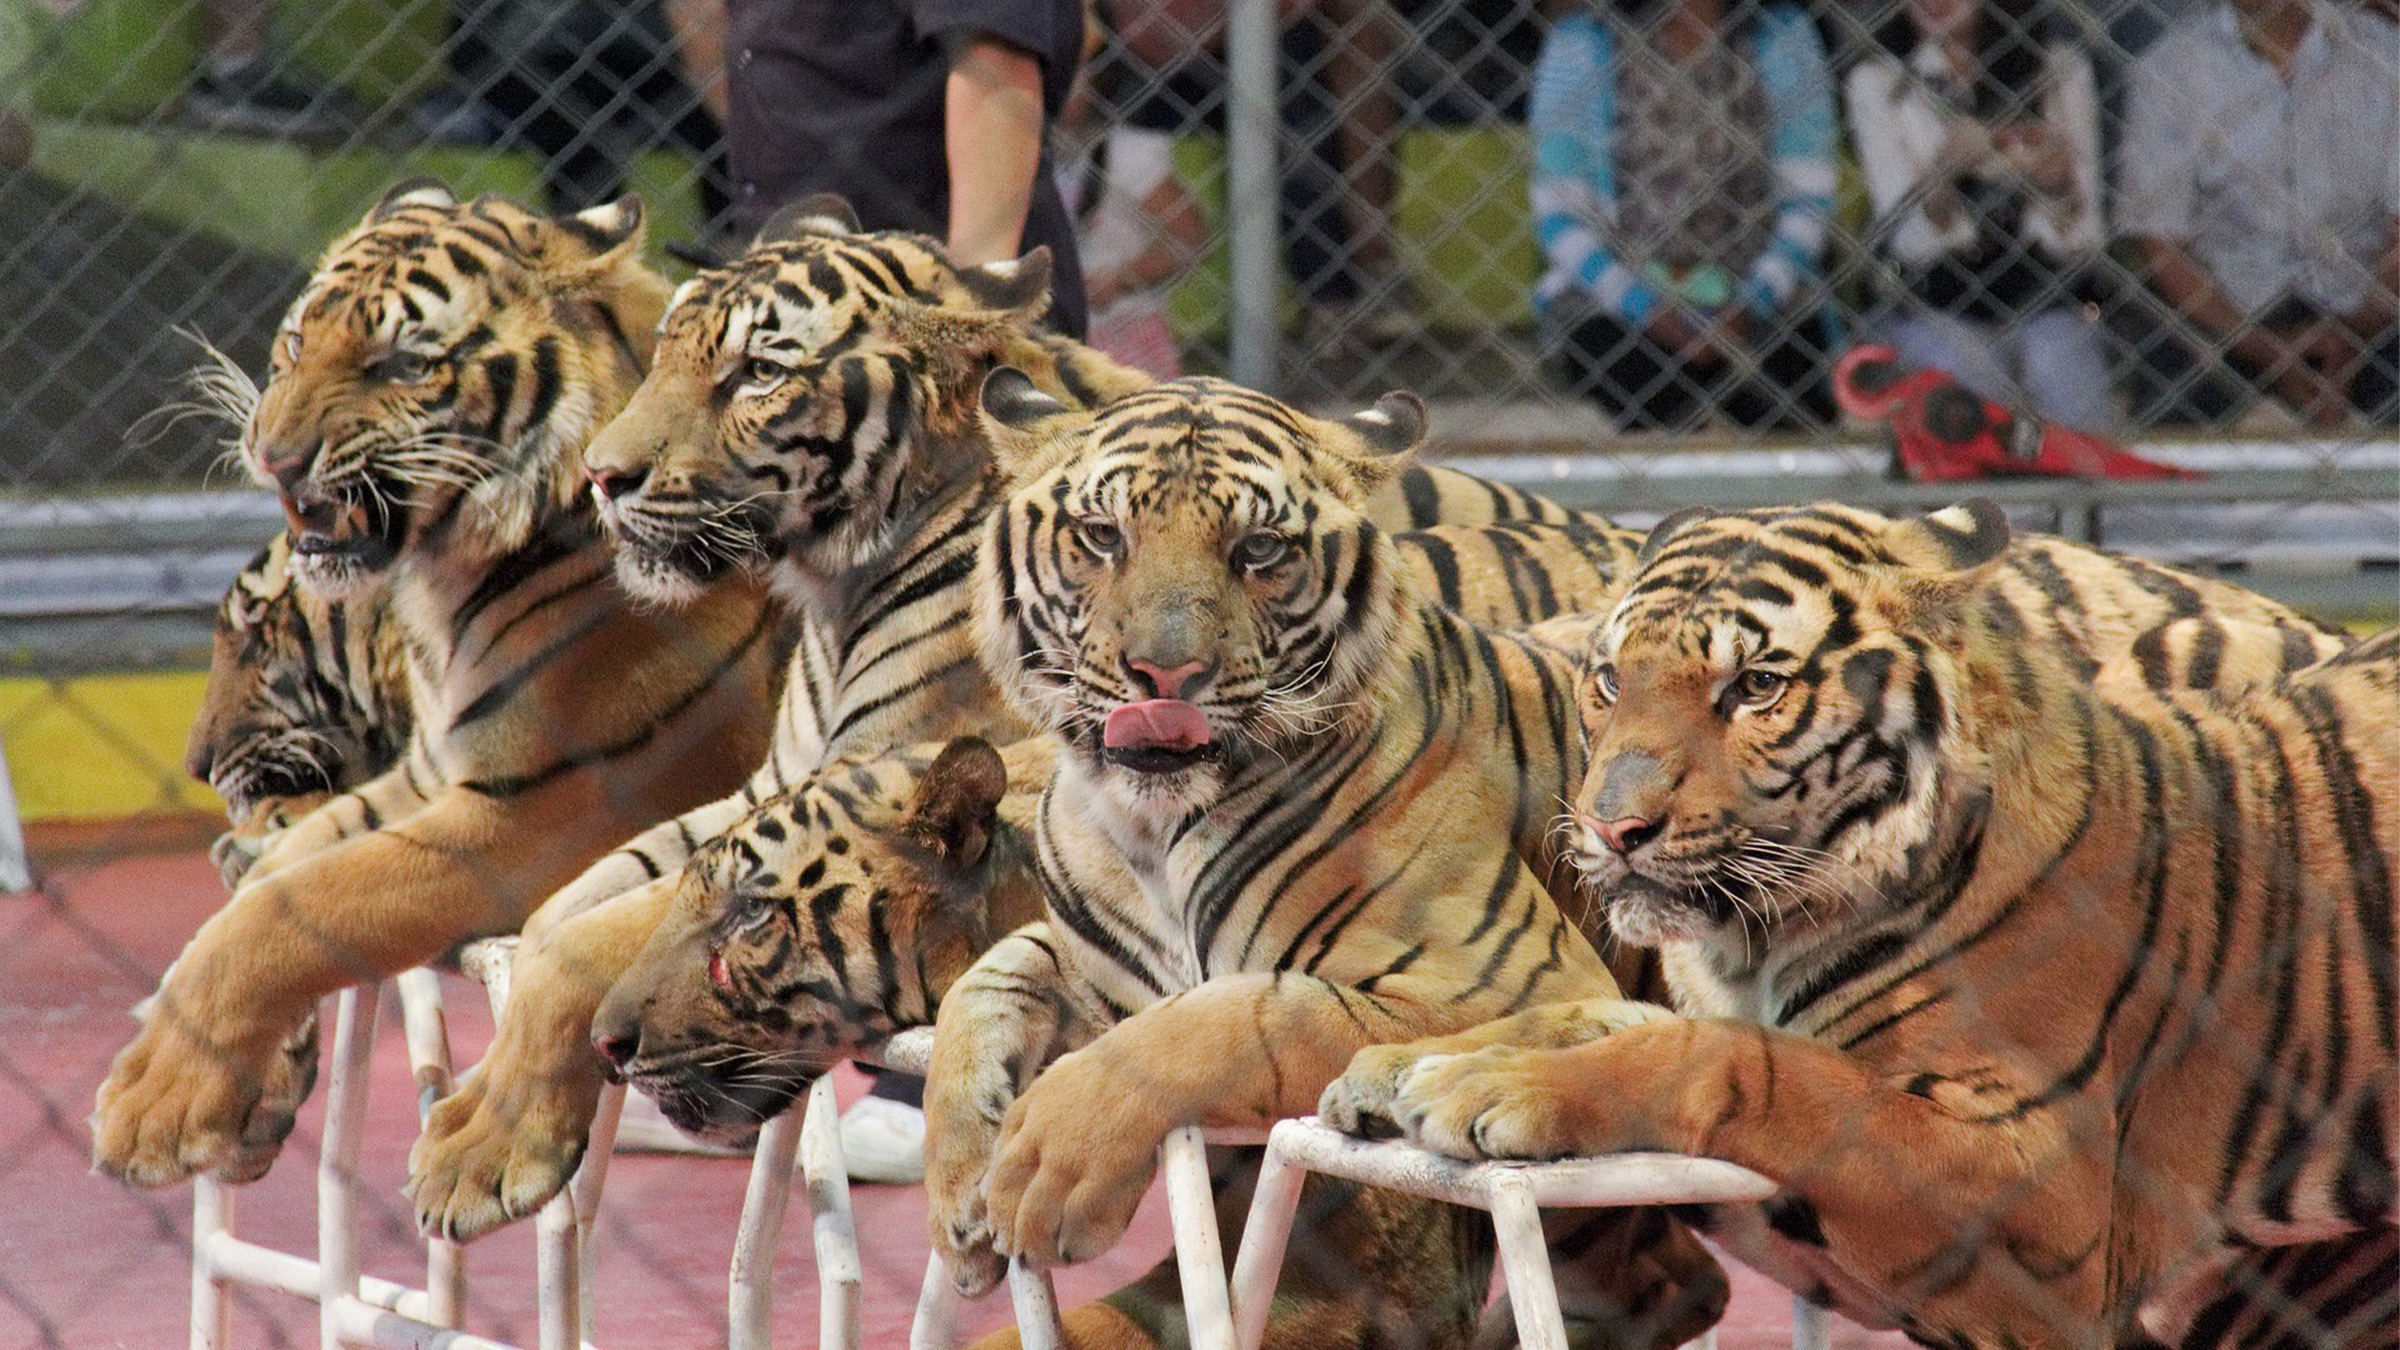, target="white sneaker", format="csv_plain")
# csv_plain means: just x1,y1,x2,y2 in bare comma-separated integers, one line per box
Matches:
836,1095,927,1184
610,1090,747,1156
